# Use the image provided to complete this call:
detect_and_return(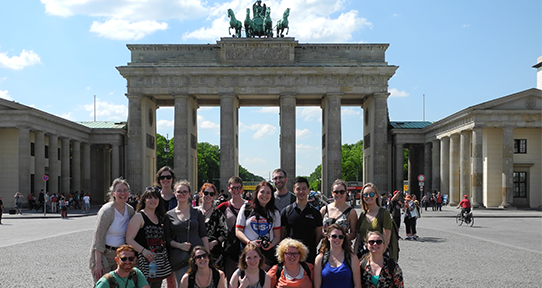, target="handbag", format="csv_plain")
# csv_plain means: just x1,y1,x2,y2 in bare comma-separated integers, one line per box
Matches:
137,249,172,281
168,213,191,271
